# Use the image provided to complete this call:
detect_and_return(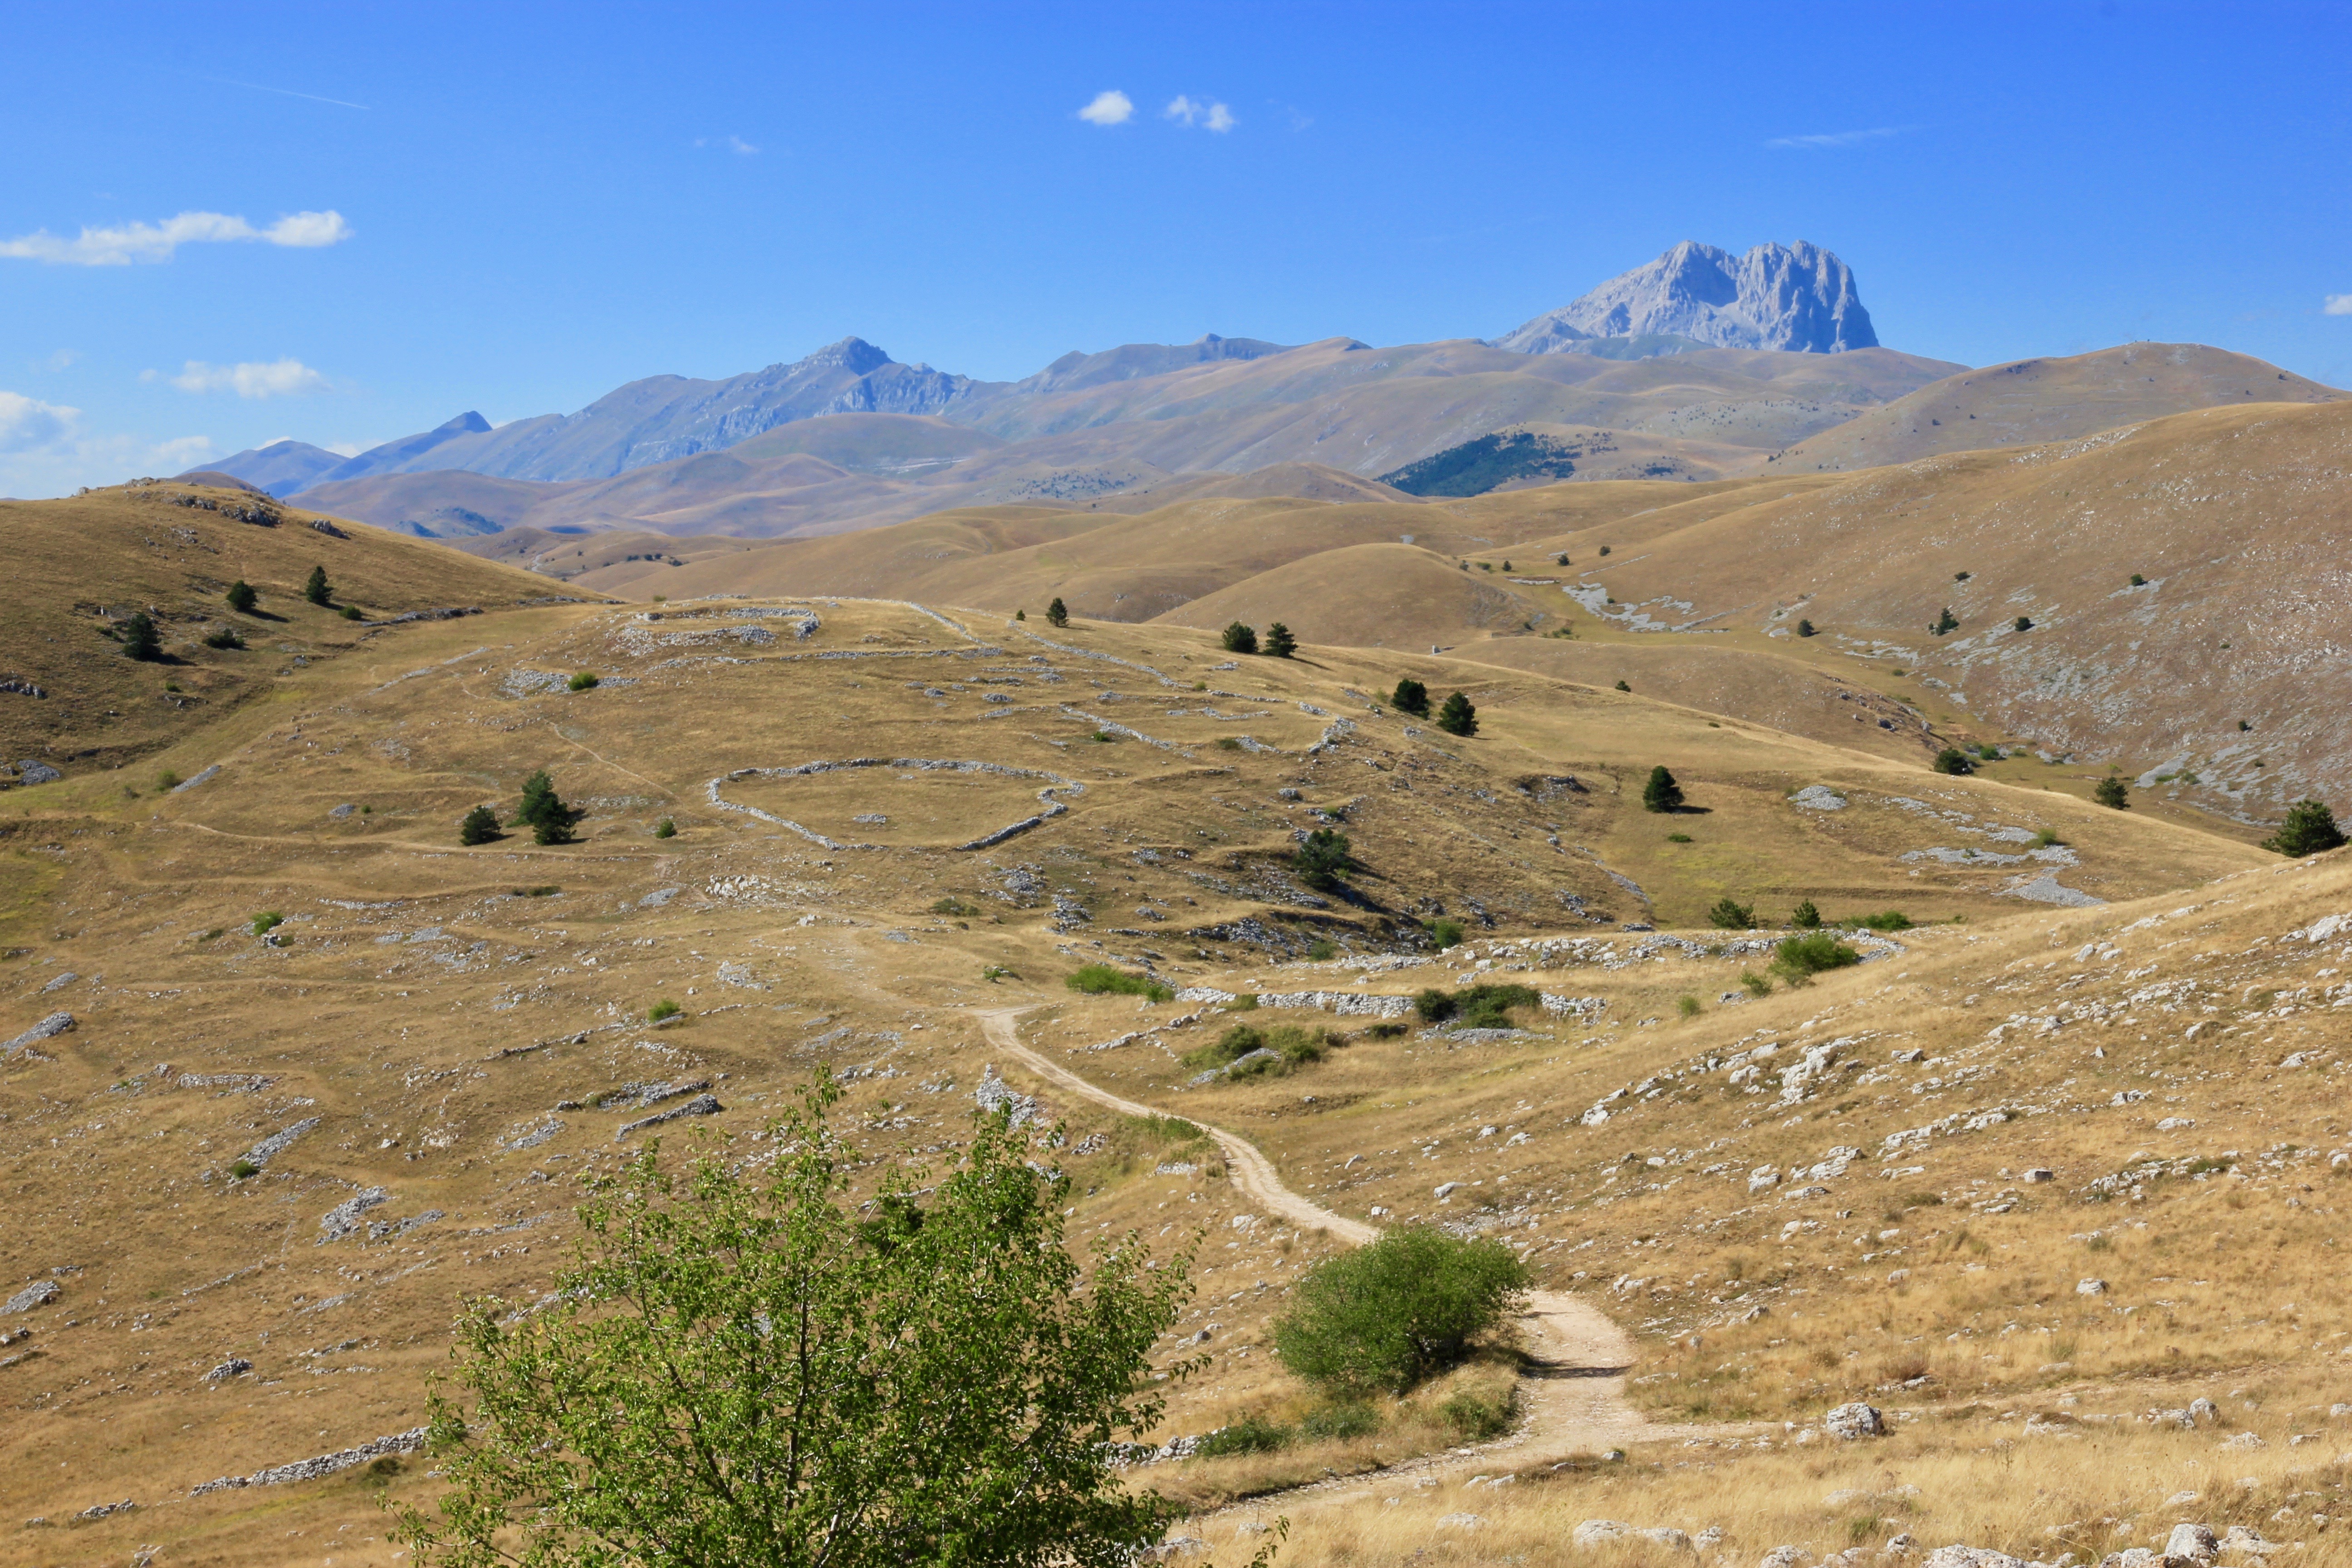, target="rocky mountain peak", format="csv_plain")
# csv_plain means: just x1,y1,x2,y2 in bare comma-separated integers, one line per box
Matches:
1498,240,1878,355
